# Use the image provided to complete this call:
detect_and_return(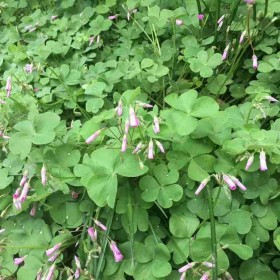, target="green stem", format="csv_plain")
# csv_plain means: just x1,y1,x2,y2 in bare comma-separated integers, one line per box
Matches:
214,0,221,43
196,0,202,14
207,185,218,280
264,0,268,16
245,105,254,124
